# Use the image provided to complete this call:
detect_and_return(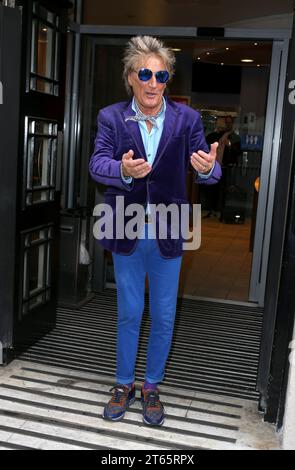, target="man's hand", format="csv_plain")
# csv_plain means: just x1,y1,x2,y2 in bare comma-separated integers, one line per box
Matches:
219,132,231,147
121,150,152,179
190,142,218,174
